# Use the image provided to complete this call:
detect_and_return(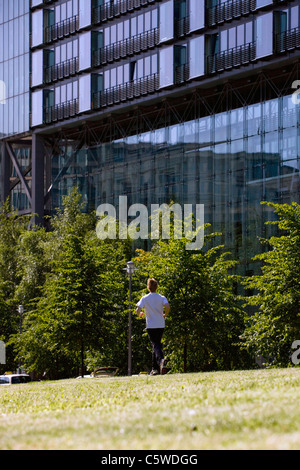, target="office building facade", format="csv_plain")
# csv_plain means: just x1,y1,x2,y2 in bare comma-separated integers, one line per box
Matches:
0,0,300,271
0,0,30,211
